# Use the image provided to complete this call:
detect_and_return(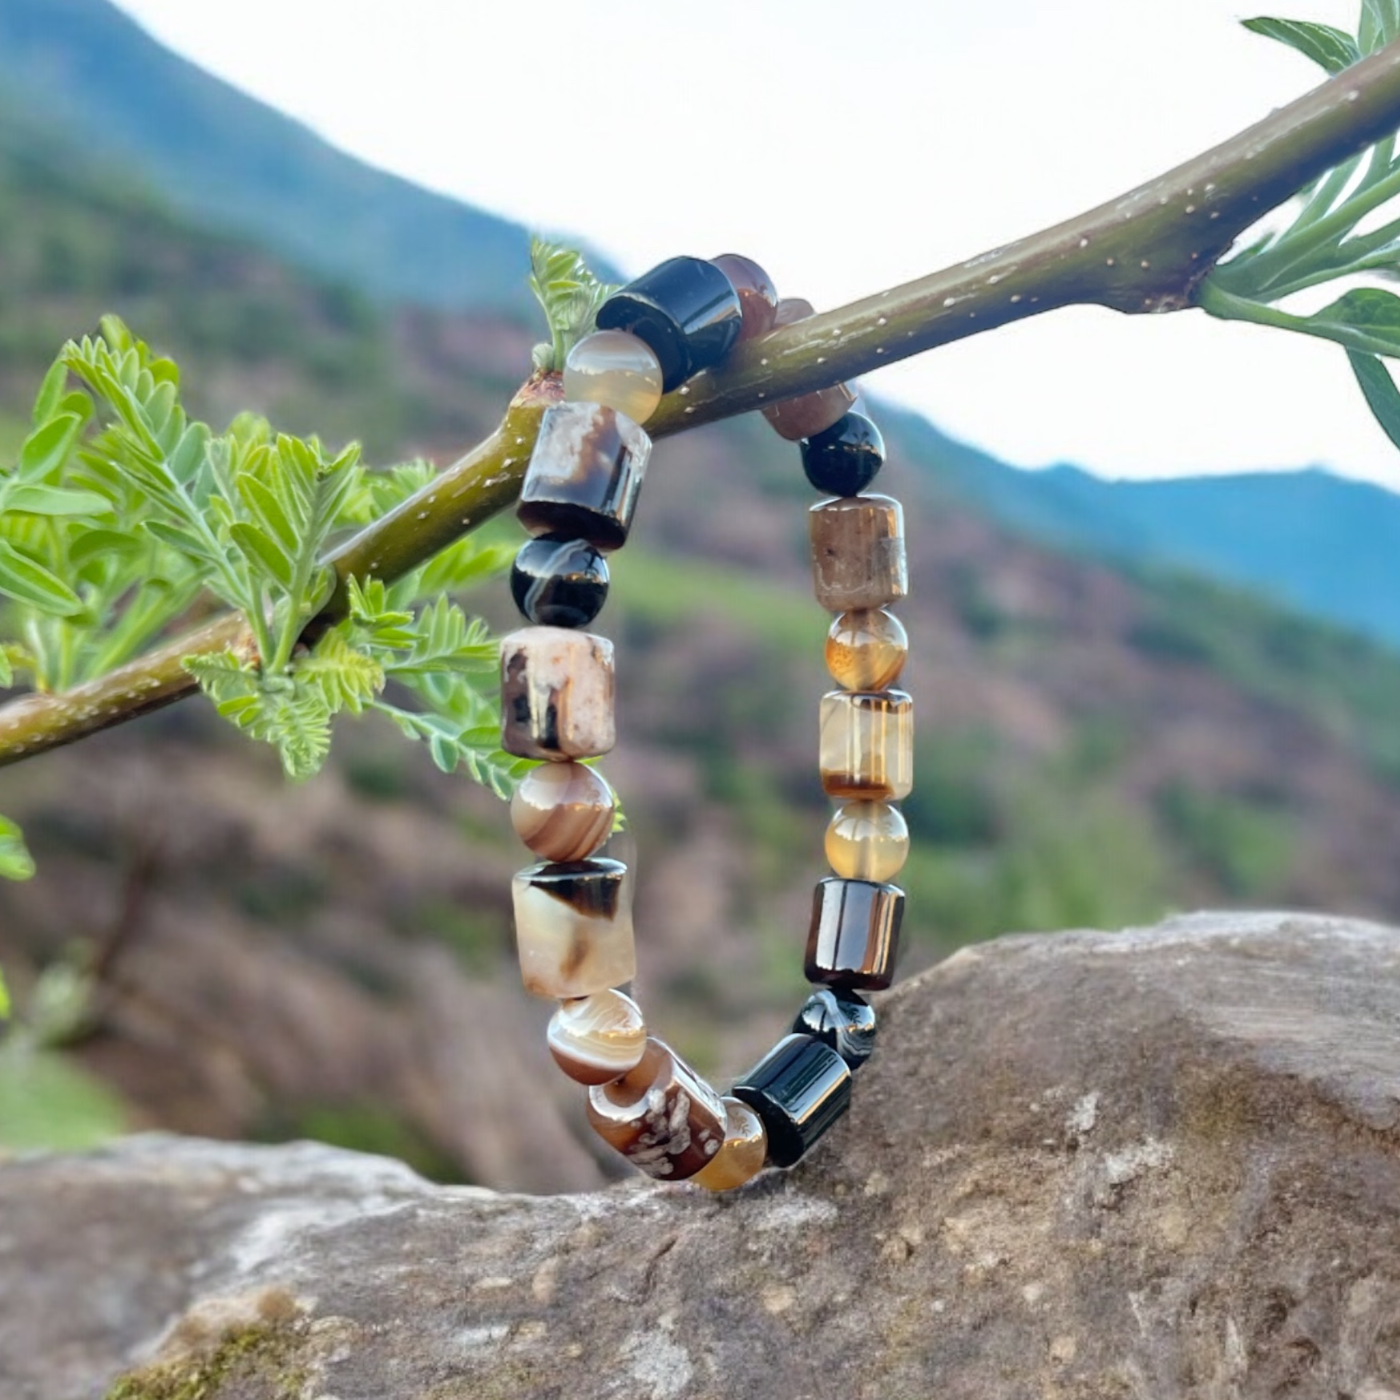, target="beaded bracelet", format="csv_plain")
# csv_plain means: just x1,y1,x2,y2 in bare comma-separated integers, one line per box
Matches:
499,254,912,1190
